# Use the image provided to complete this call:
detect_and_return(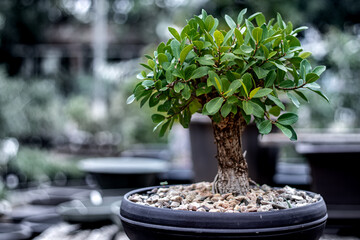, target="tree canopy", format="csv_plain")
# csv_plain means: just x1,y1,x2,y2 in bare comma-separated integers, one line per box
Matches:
129,9,328,140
